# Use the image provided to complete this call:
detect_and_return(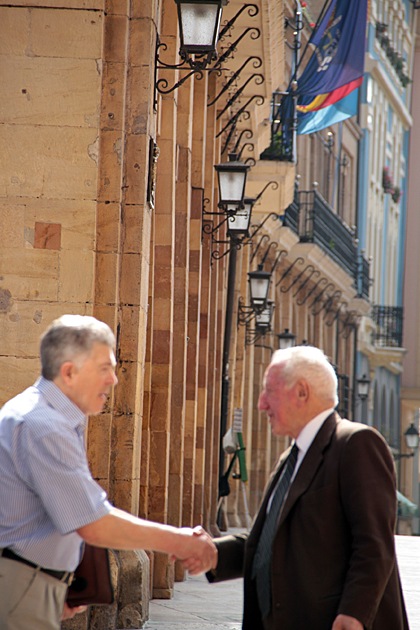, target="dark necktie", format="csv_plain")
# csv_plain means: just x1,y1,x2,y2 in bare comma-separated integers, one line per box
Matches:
252,443,299,619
